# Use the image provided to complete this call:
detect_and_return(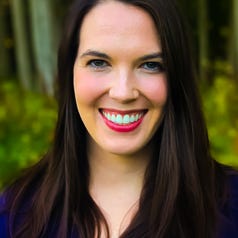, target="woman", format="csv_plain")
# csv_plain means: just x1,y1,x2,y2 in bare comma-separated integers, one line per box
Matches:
0,0,238,237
